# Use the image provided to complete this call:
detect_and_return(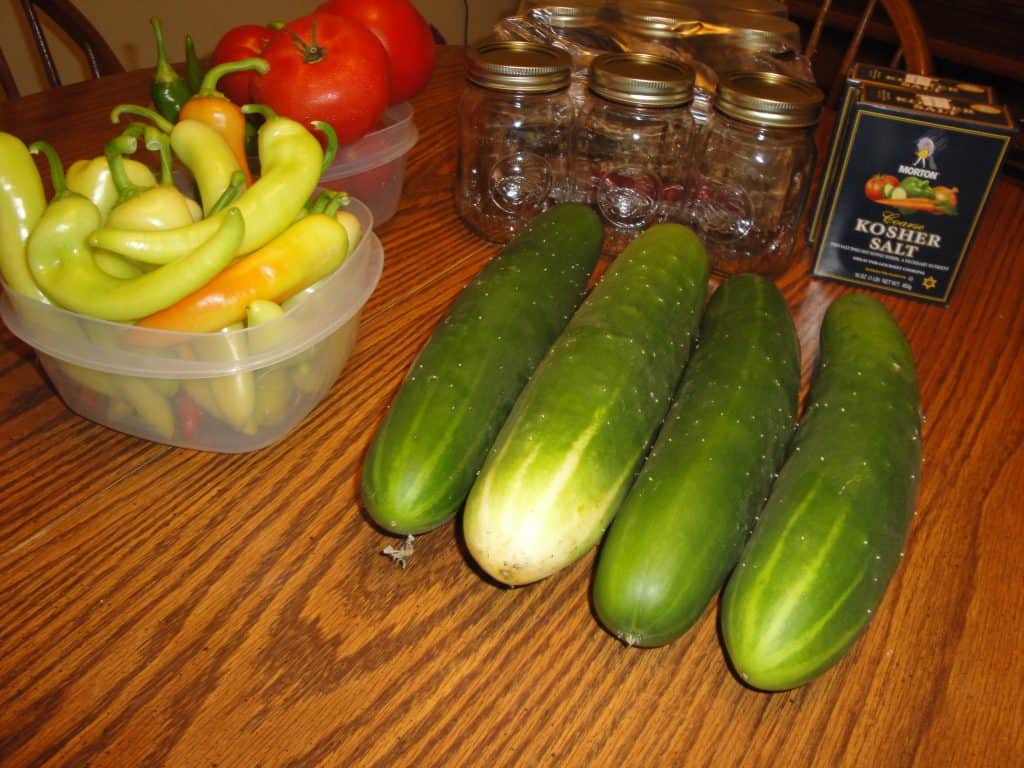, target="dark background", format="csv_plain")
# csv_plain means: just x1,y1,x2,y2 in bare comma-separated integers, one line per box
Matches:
788,0,1024,179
